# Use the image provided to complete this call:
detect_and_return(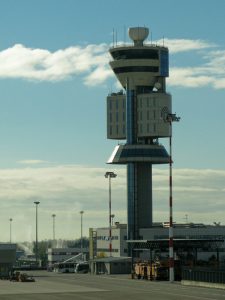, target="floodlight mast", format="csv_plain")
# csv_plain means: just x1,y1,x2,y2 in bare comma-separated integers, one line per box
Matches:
80,210,84,258
52,214,56,242
34,201,40,265
105,171,117,257
9,218,13,243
